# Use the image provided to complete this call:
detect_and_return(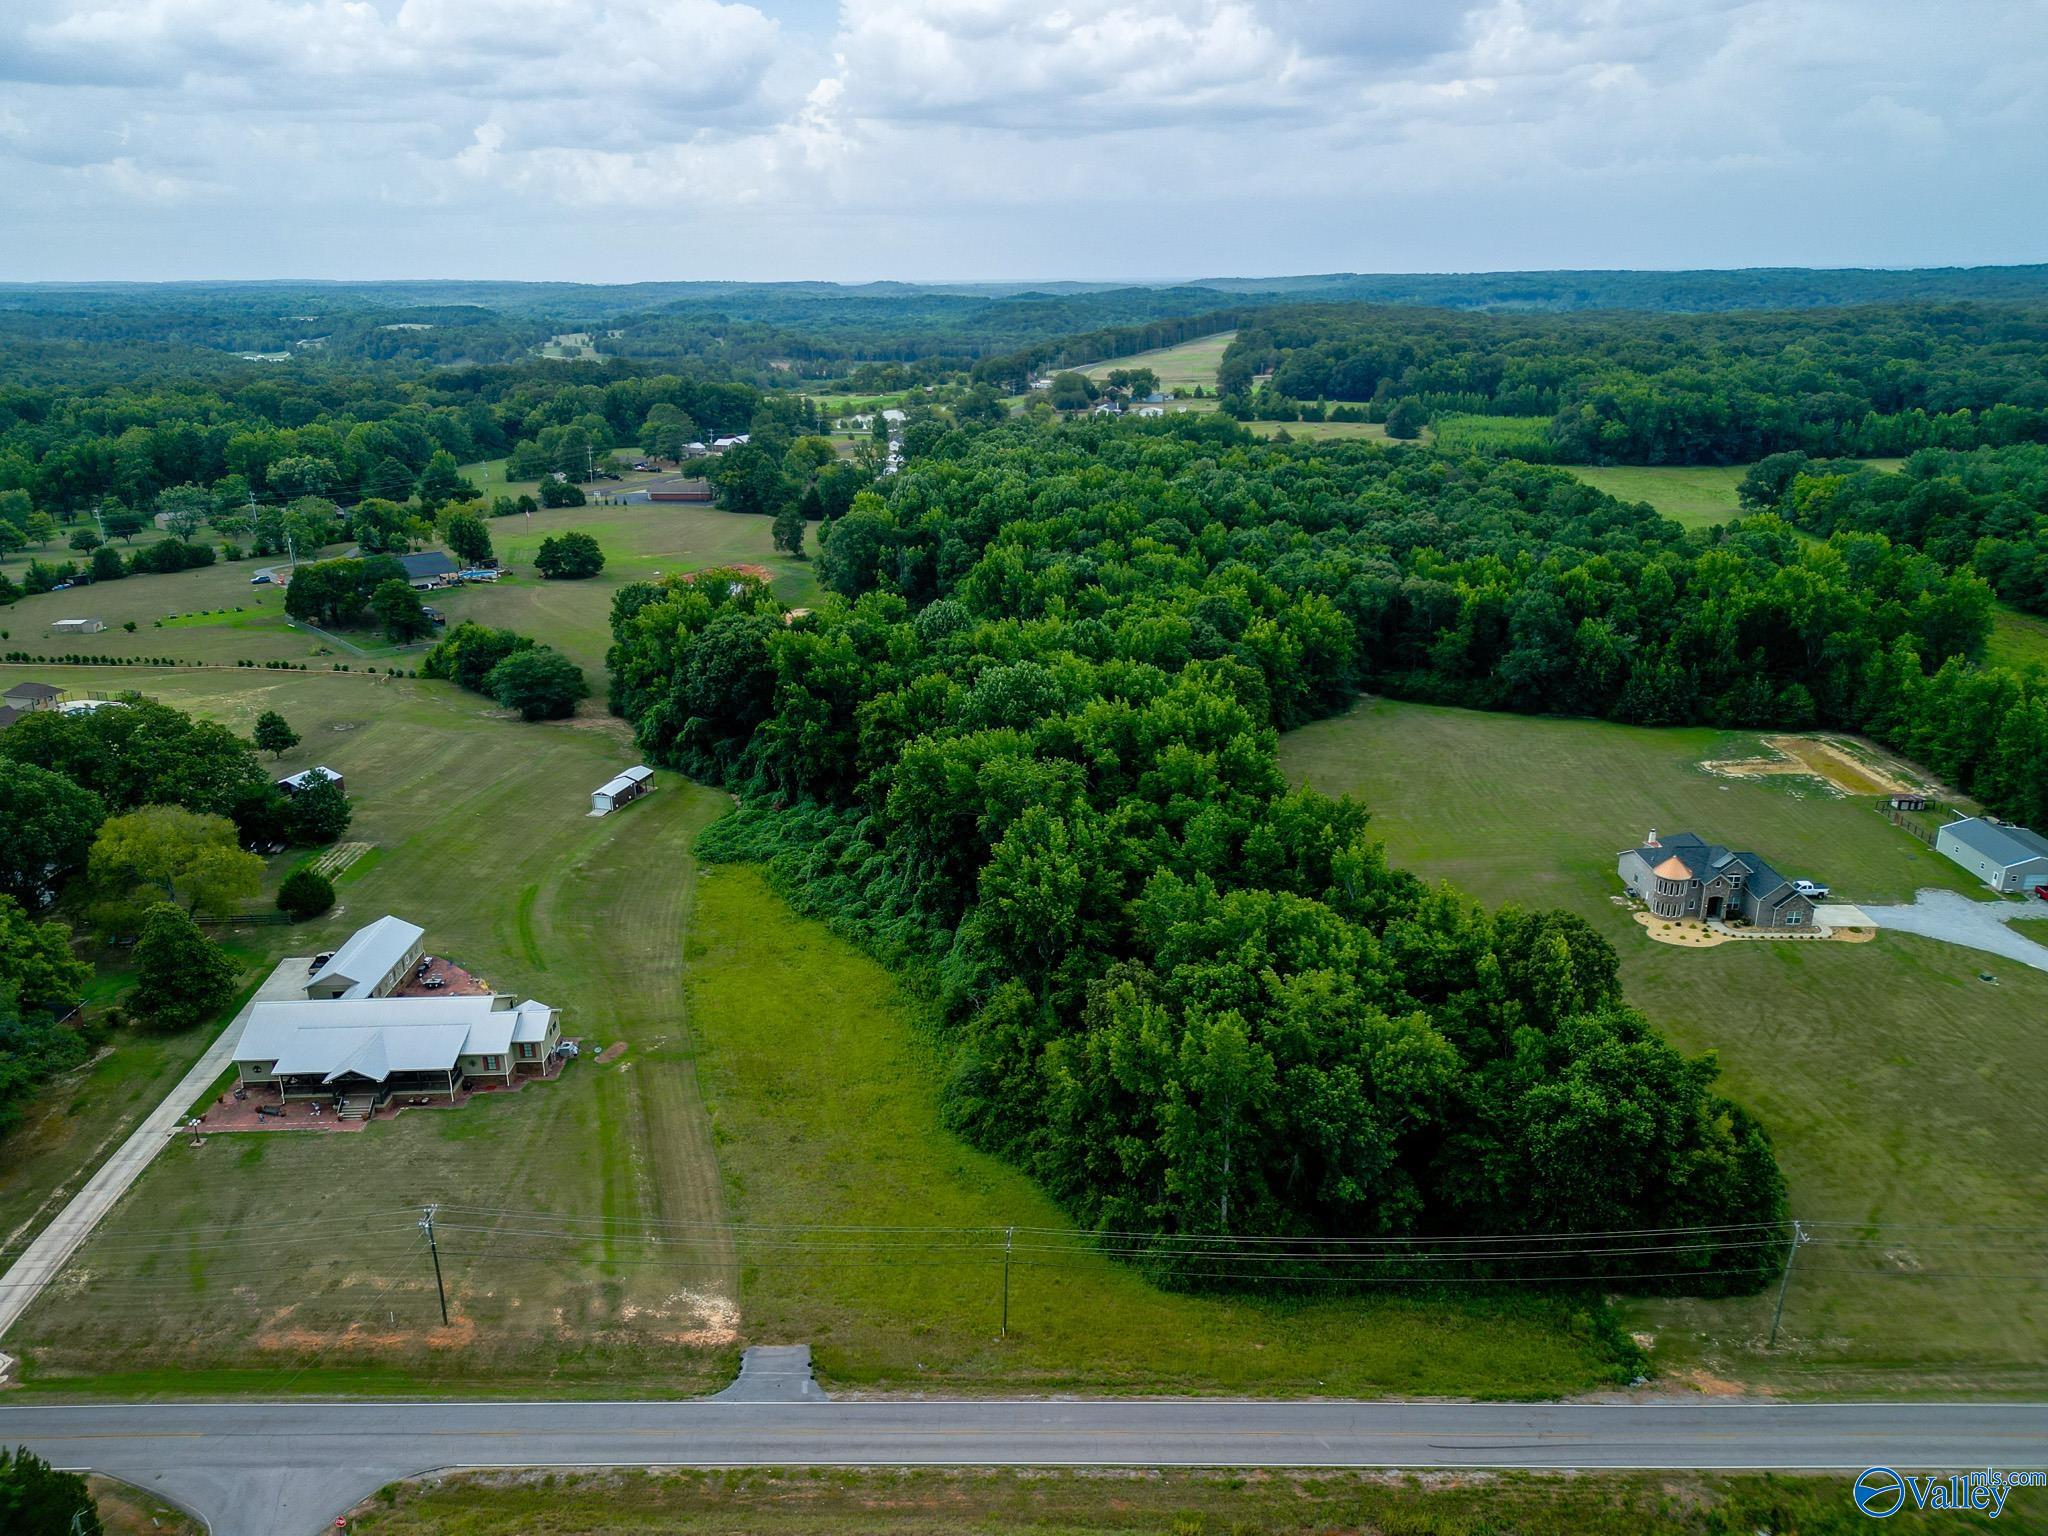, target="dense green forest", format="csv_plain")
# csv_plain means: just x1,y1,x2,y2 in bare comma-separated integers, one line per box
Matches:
607,419,1830,1288
1742,444,2048,616
1221,303,2048,464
